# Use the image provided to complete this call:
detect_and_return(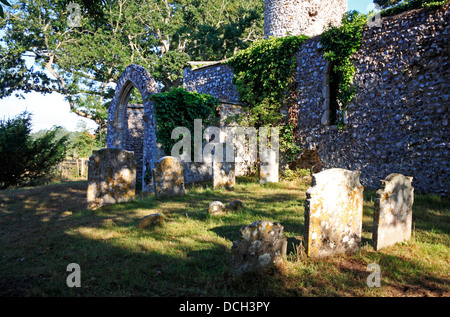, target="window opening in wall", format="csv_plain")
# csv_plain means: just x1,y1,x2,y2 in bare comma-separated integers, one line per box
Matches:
328,61,340,126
